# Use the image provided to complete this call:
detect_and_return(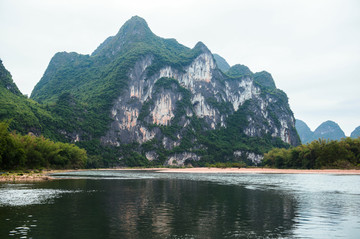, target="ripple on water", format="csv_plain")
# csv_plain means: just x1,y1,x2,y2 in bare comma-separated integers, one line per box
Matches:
8,225,31,238
0,184,81,206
